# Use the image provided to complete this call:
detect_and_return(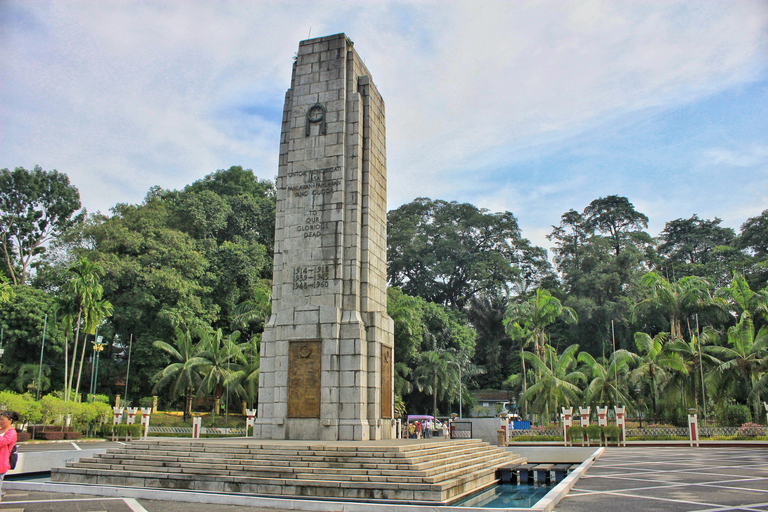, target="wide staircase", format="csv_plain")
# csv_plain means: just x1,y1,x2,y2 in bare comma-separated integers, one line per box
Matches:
51,438,525,504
